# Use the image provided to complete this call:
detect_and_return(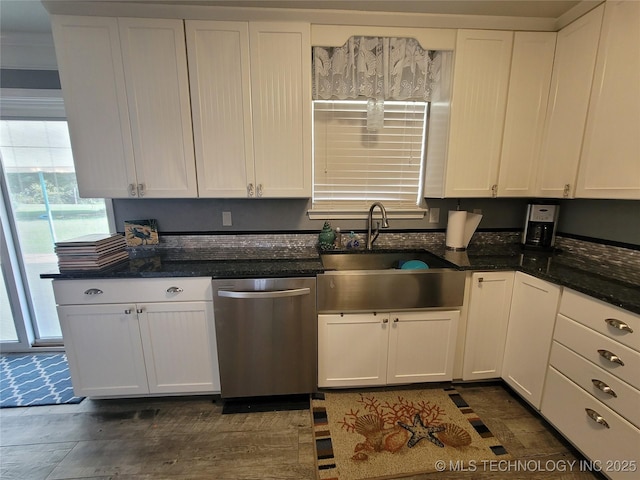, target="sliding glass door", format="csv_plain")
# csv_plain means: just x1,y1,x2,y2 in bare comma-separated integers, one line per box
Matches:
1,112,112,350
